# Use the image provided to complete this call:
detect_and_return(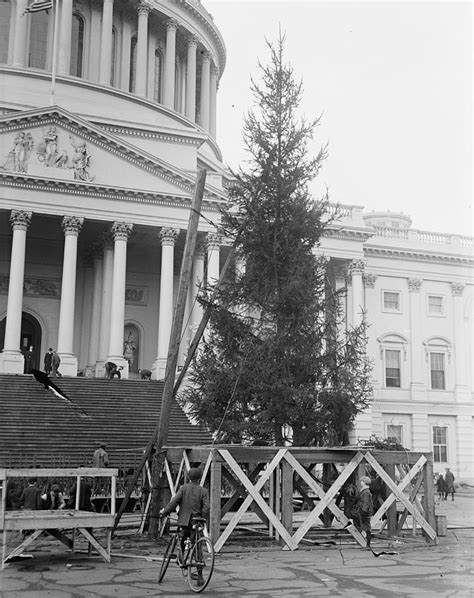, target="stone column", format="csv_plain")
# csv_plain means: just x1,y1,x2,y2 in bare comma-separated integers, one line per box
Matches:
135,1,150,96
209,63,218,138
58,0,73,75
185,35,198,121
349,259,365,326
96,240,114,375
451,282,469,399
206,232,220,287
99,0,114,85
1,211,32,374
86,251,103,375
408,277,424,399
199,51,211,130
12,0,29,67
152,227,179,379
120,19,132,90
57,216,84,375
106,222,133,376
163,19,178,108
7,0,17,64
